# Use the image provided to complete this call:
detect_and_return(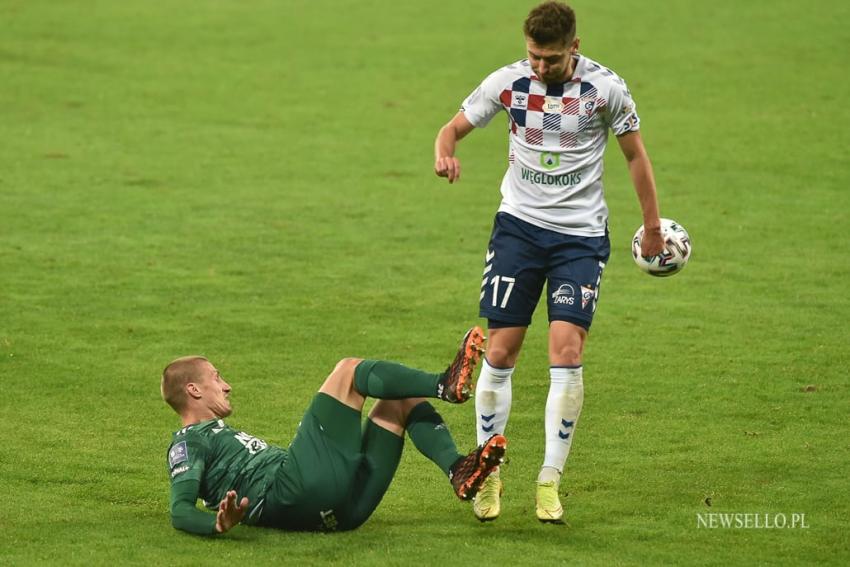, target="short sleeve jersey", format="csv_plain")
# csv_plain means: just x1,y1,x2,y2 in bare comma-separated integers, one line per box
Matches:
167,419,288,520
461,55,640,236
